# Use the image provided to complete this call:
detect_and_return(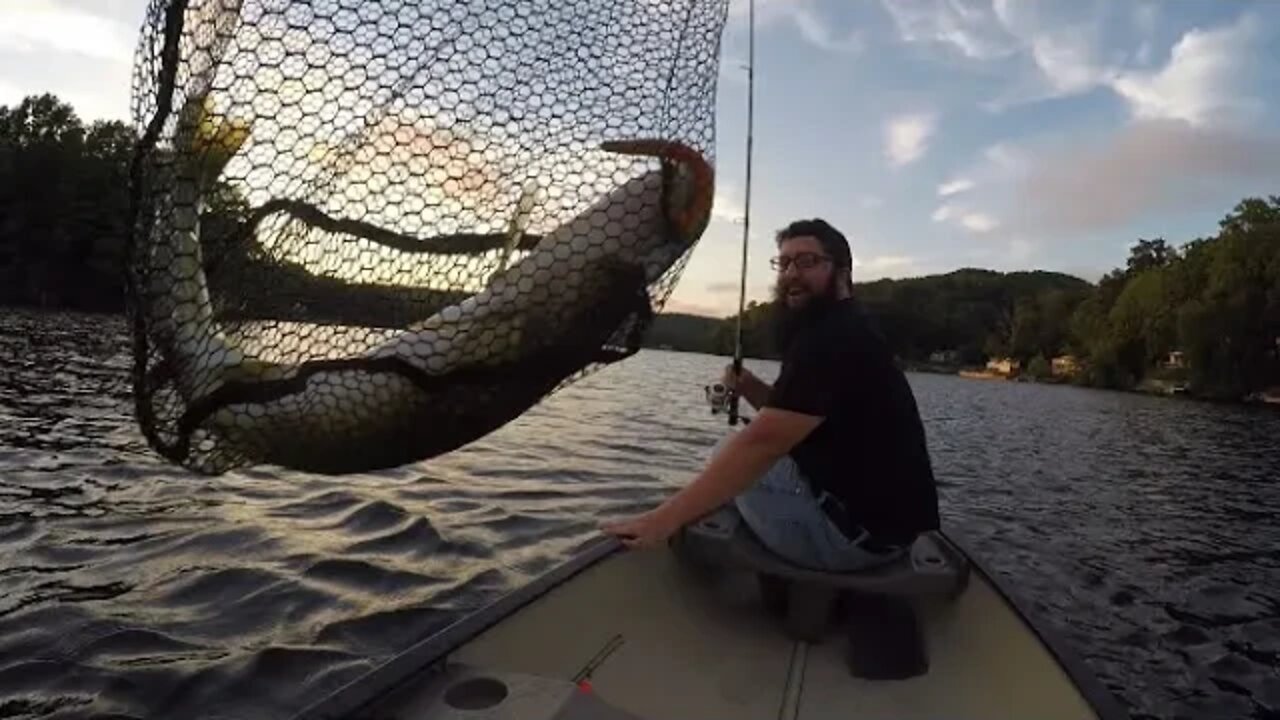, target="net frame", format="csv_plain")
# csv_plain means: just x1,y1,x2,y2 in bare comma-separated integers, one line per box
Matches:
124,0,730,474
